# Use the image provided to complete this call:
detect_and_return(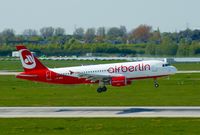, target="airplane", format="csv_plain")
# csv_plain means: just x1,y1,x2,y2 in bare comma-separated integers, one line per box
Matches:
16,45,177,93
